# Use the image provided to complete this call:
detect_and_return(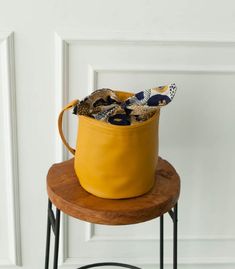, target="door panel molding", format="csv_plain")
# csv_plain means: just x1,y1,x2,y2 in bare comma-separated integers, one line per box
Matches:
0,32,21,267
